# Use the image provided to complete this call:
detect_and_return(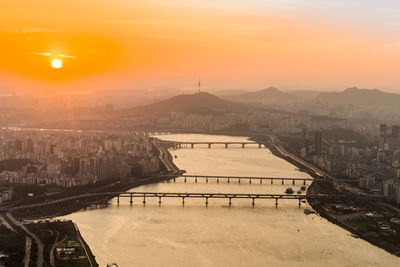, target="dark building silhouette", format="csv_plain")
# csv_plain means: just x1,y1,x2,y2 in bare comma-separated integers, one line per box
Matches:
302,128,310,156
27,139,34,153
315,131,322,156
392,125,400,140
380,124,388,138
